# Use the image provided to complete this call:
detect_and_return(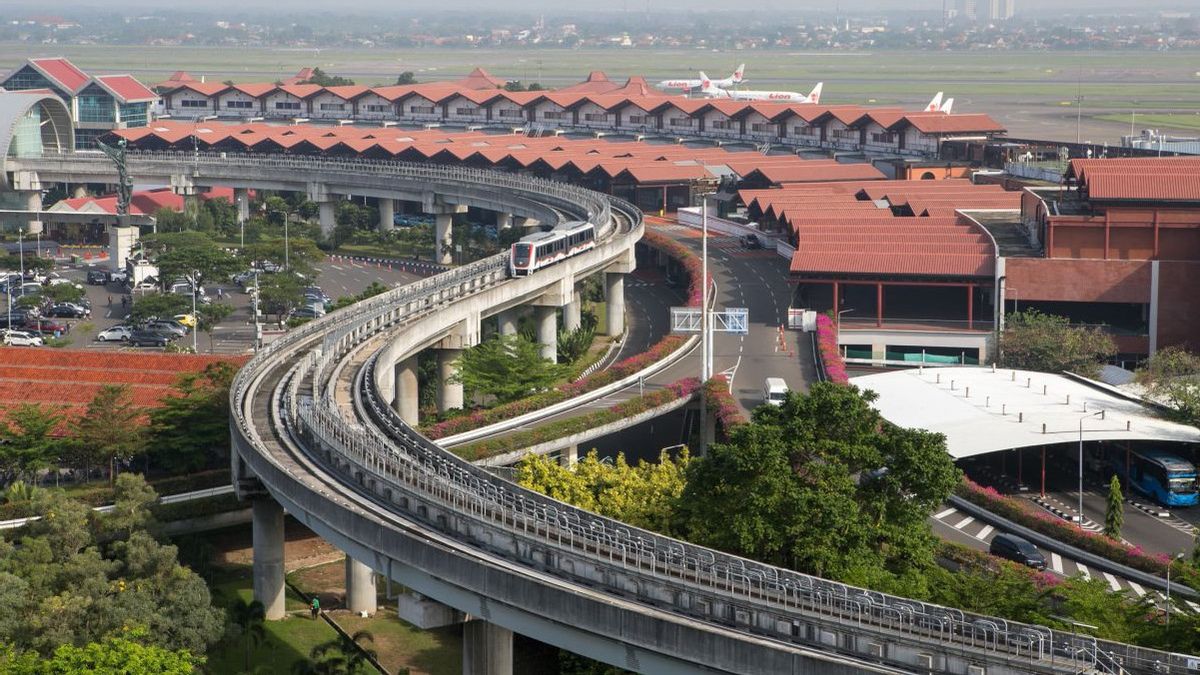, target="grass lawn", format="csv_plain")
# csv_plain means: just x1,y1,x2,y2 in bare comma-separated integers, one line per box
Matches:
206,570,344,674
289,560,462,675
1095,112,1200,134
